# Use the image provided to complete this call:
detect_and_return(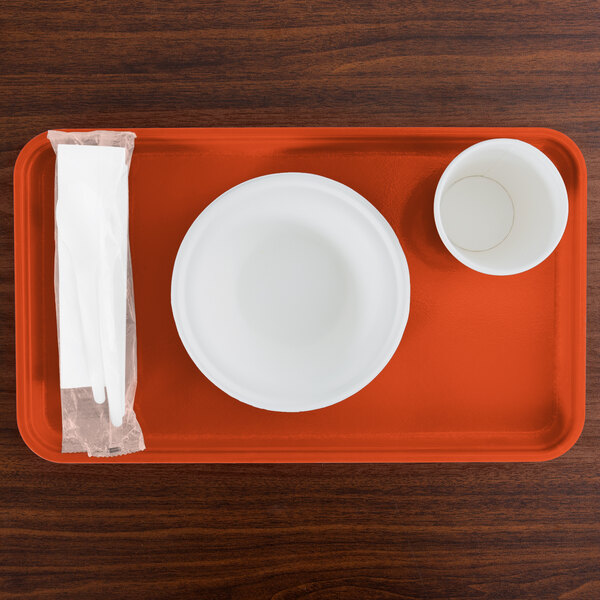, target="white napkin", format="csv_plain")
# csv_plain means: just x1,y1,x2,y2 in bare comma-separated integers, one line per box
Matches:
56,144,128,427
